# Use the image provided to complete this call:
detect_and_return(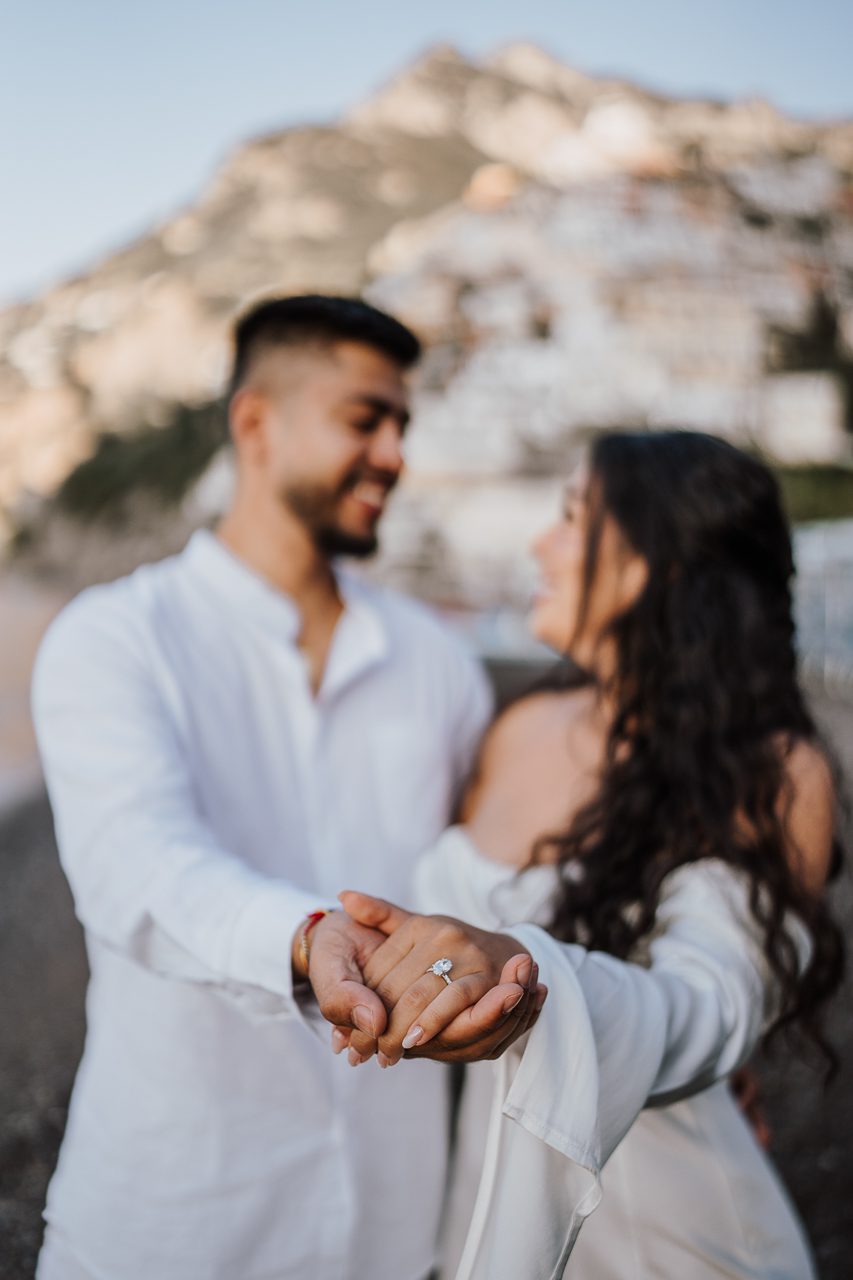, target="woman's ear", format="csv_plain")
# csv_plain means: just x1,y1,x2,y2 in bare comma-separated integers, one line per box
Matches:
622,550,650,607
